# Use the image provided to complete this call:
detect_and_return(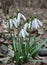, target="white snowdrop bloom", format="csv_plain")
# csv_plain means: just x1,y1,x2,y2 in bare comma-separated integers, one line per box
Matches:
23,22,31,31
17,13,21,24
23,23,29,36
17,13,26,23
13,17,17,22
9,18,19,29
12,18,18,28
32,18,43,29
23,23,28,31
21,13,26,21
9,13,26,29
19,29,29,38
19,29,25,38
12,13,26,28
32,19,39,29
9,19,13,29
28,22,31,29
